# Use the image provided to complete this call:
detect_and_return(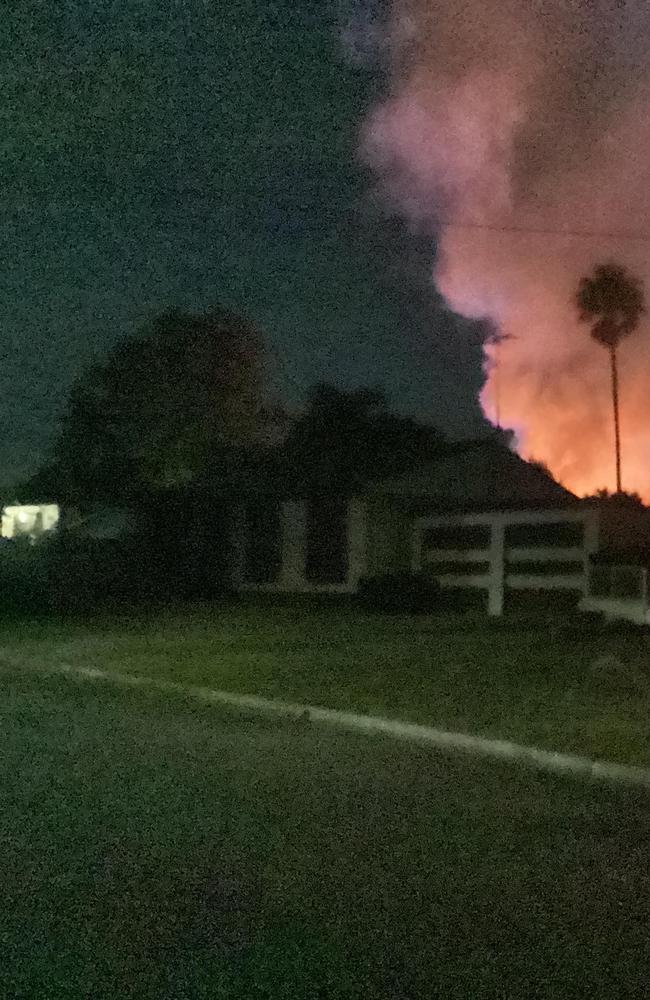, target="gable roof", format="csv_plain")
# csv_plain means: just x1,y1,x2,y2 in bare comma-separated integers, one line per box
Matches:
365,439,577,512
